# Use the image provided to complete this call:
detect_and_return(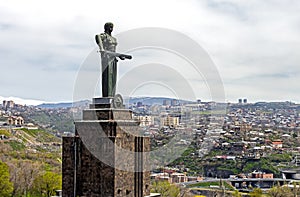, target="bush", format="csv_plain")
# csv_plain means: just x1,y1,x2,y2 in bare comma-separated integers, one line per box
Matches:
0,161,13,197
